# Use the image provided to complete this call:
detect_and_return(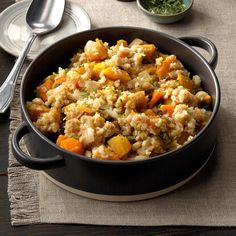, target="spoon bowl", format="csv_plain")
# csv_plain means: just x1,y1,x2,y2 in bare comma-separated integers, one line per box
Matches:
26,0,65,34
0,0,65,113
